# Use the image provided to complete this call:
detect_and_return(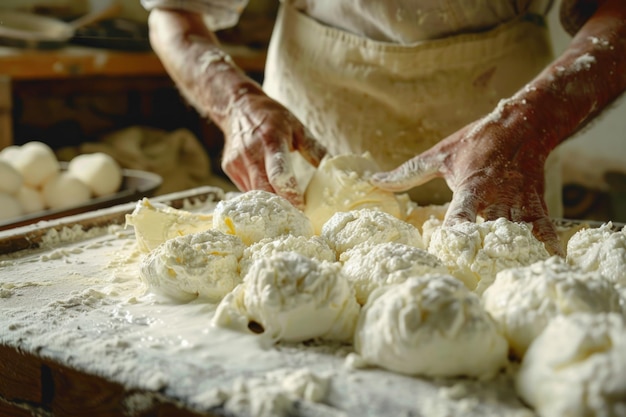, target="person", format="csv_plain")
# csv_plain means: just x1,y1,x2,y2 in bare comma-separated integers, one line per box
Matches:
142,0,626,255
